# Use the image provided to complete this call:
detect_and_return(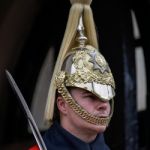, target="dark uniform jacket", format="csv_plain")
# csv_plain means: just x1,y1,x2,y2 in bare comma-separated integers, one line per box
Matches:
29,121,110,150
